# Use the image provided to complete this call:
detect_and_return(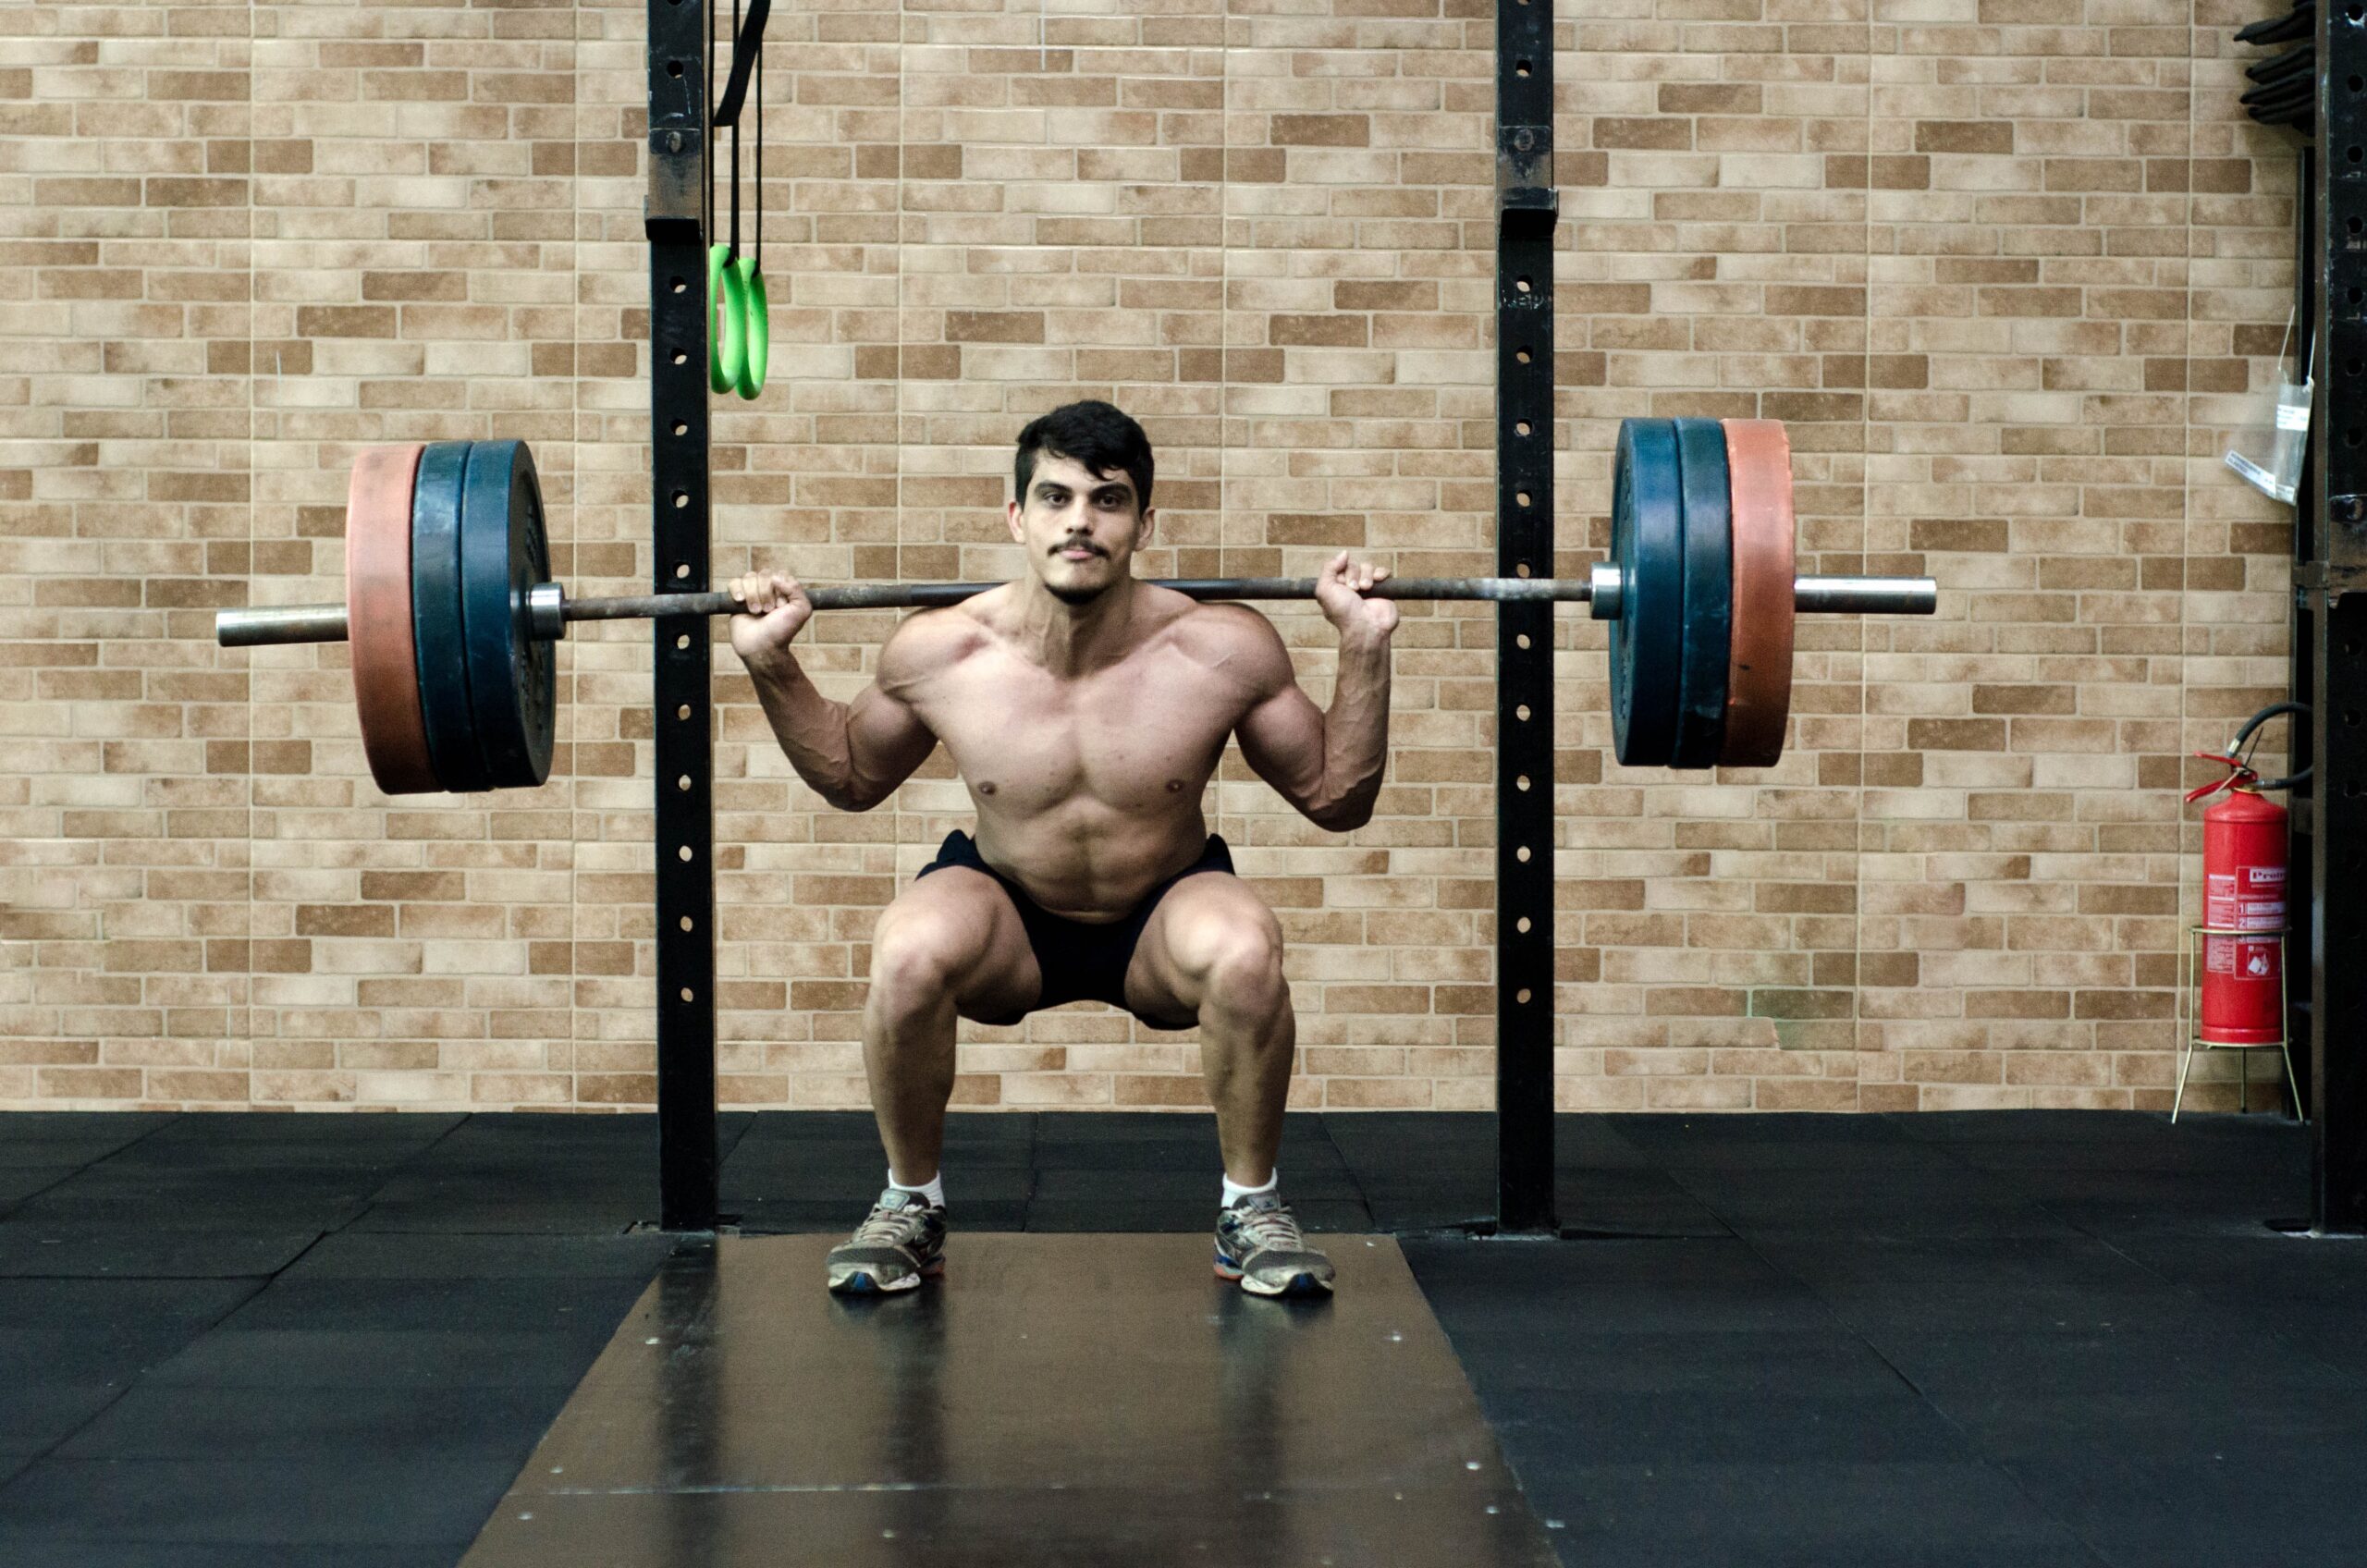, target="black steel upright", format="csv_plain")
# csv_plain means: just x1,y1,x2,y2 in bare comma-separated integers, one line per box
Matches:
647,0,719,1230
1493,0,1559,1233
2308,6,2367,1234
2289,142,2316,1119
